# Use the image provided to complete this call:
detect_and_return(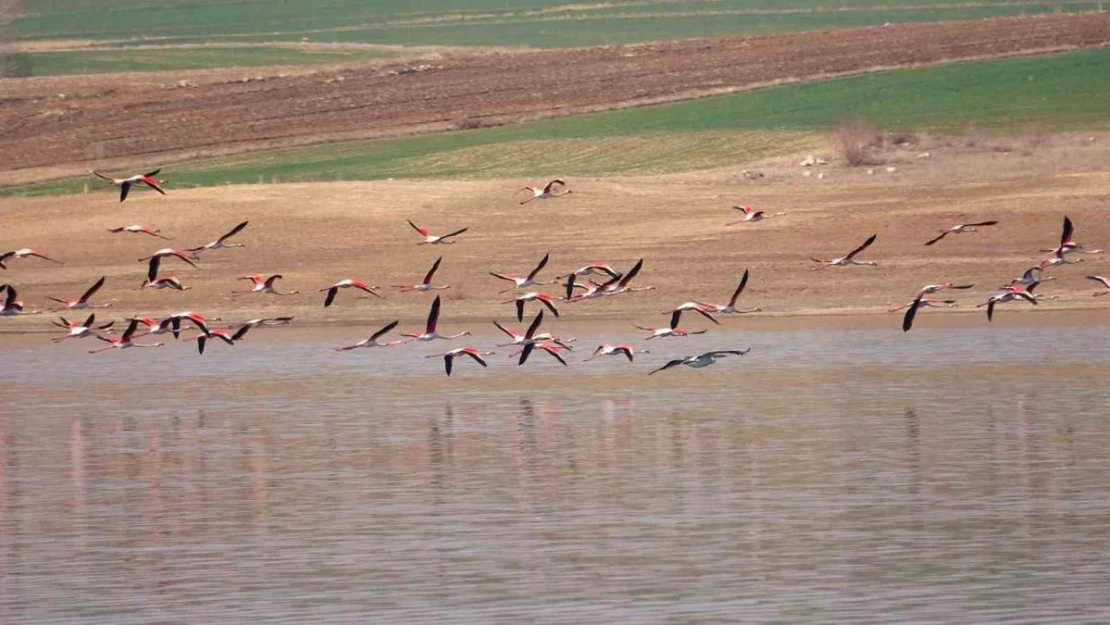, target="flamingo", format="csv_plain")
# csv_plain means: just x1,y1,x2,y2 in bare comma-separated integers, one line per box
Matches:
1005,266,1051,289
1086,275,1110,296
234,274,298,296
924,221,999,246
916,283,974,297
231,317,294,329
900,297,959,332
165,311,211,338
51,313,114,342
188,221,248,258
889,298,957,313
556,263,621,281
489,252,555,293
130,316,177,337
634,310,708,339
428,347,493,376
649,350,750,375
563,273,614,302
0,248,62,269
108,224,170,239
1038,247,1082,270
600,259,649,296
662,302,719,325
517,179,570,204
492,319,573,350
1042,215,1102,256
140,257,190,290
49,276,114,310
504,291,560,322
978,283,1039,321
399,295,470,343
393,257,450,292
137,248,198,268
584,343,646,362
91,169,165,202
334,320,402,351
811,234,878,268
694,269,761,315
193,325,251,355
0,285,39,316
515,342,567,367
321,280,382,308
88,319,164,354
408,220,468,245
726,205,780,225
